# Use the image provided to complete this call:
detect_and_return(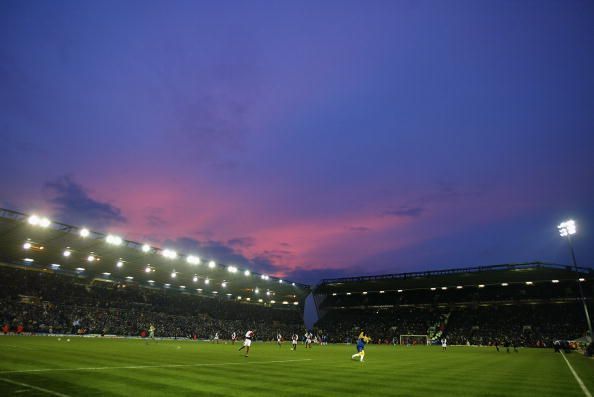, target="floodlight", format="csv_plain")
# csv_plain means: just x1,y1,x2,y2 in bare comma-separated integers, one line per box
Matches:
87,255,95,262
478,284,485,288
379,290,385,294
106,234,123,245
208,260,216,268
279,279,283,284
126,276,133,280
441,287,447,290
187,255,200,265
270,300,276,304
456,286,463,289
193,275,198,282
257,298,262,302
102,272,110,276
282,301,288,305
28,215,40,225
266,291,271,296
63,249,71,257
142,244,151,253
291,282,295,286
244,270,251,276
430,287,436,291
39,217,50,227
171,271,177,278
501,283,509,286
254,288,259,294
346,292,352,295
332,293,337,296
579,278,585,282
362,291,368,295
525,281,533,285
204,278,210,285
227,266,237,273
75,267,85,272
23,242,31,249
293,302,298,305
222,282,227,288
397,289,403,293
162,249,177,259
117,260,124,268
558,220,576,237
552,279,559,283
180,286,186,289
23,258,34,262
80,228,90,237
145,266,152,273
